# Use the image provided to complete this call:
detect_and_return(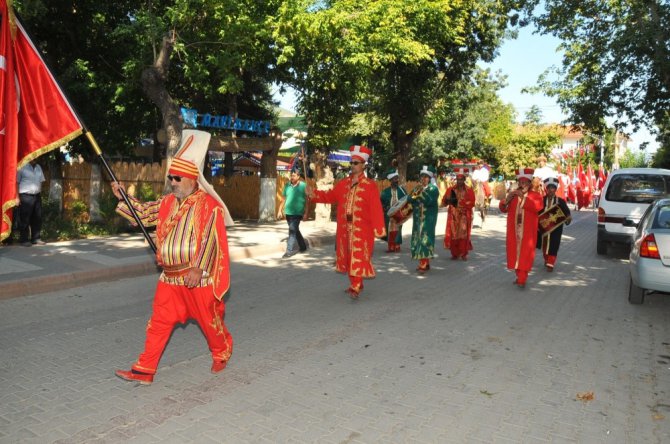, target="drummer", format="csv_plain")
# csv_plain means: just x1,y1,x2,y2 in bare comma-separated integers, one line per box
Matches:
380,168,408,253
537,176,572,272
